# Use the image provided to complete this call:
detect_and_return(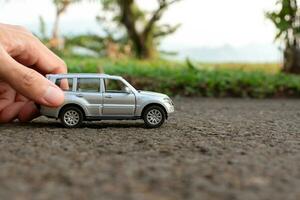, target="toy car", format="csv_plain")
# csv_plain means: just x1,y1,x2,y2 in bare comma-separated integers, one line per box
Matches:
40,73,175,128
